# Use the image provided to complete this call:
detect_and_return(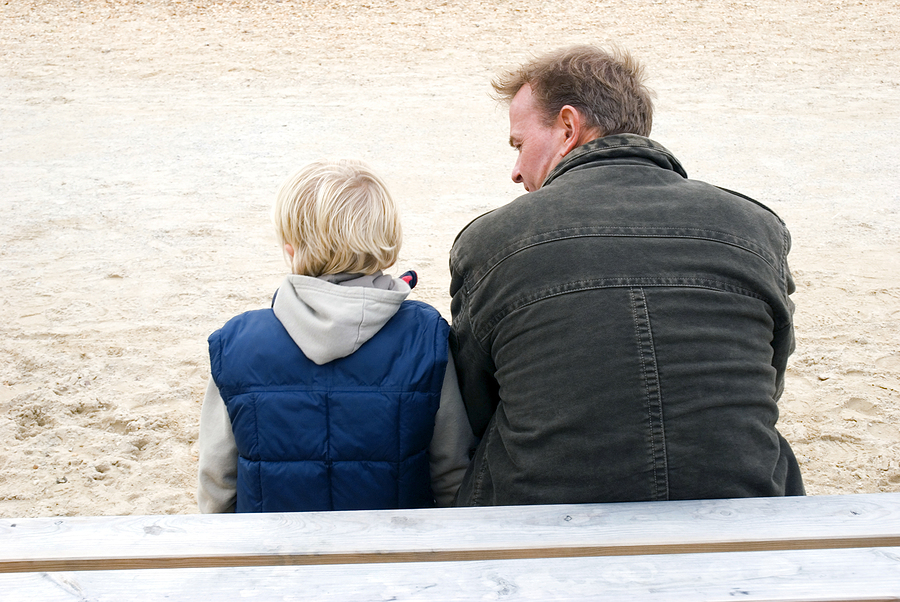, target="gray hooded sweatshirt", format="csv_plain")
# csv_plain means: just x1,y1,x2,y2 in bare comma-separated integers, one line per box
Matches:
197,272,475,512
